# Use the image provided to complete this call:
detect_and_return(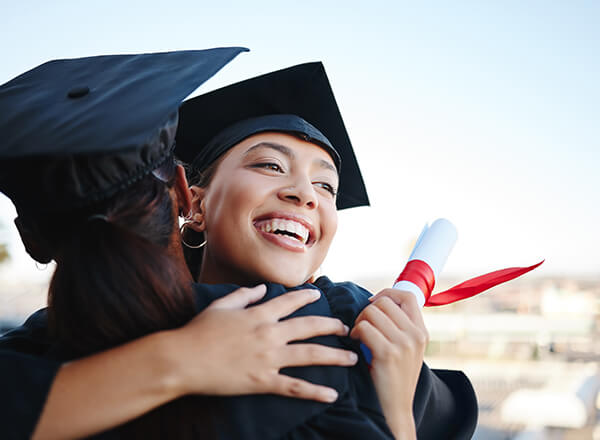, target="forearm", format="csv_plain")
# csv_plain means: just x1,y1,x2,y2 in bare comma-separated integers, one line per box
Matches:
32,331,181,440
